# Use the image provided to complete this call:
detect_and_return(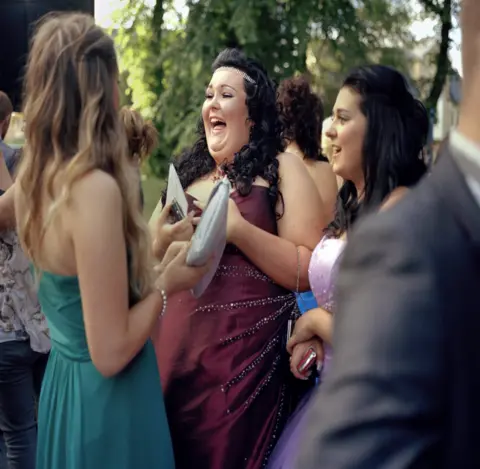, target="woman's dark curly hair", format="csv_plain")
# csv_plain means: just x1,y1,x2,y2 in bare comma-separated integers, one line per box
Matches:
277,75,327,162
166,48,284,214
330,64,428,236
